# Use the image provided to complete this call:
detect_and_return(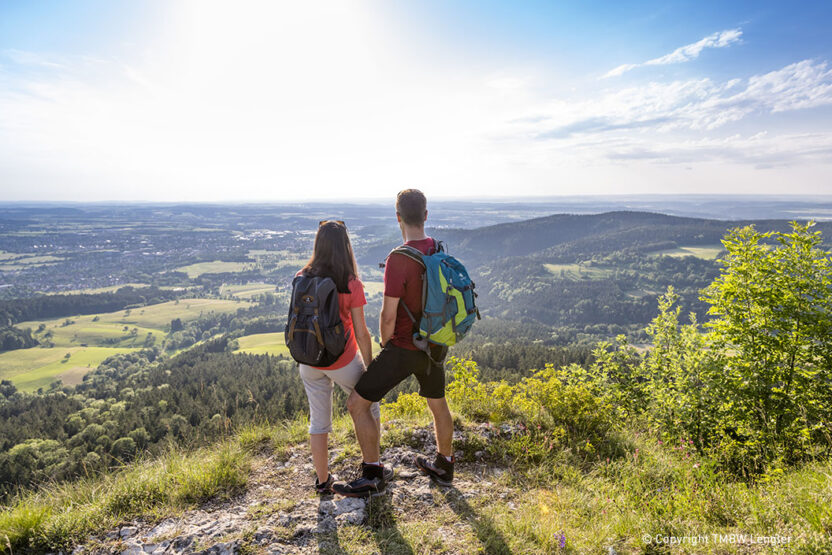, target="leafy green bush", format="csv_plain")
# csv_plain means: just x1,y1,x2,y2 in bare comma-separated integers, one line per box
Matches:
595,222,832,478
381,391,428,419
445,357,616,465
